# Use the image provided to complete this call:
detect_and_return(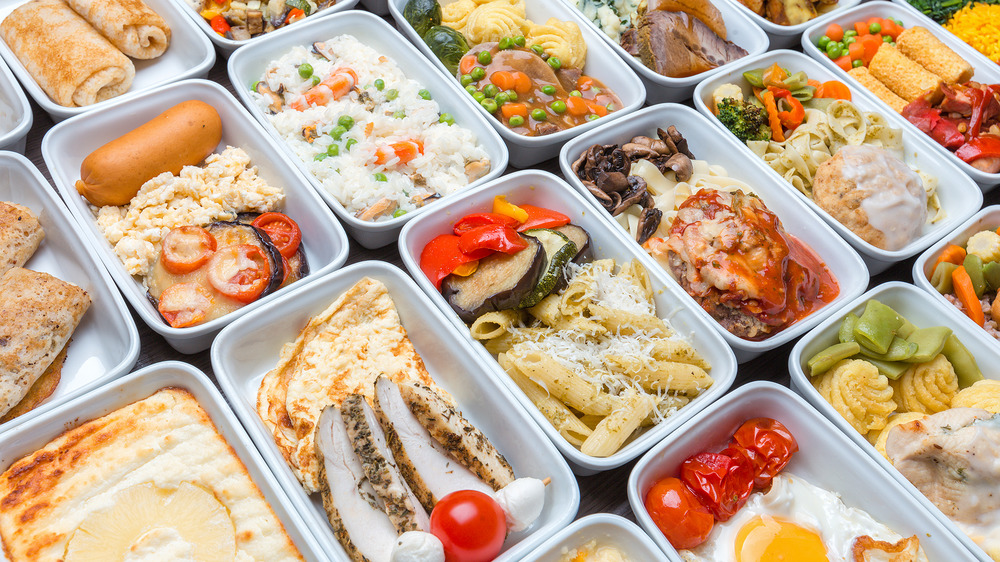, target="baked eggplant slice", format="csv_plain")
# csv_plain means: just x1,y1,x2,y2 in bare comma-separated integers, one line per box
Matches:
553,224,591,263
441,236,544,323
